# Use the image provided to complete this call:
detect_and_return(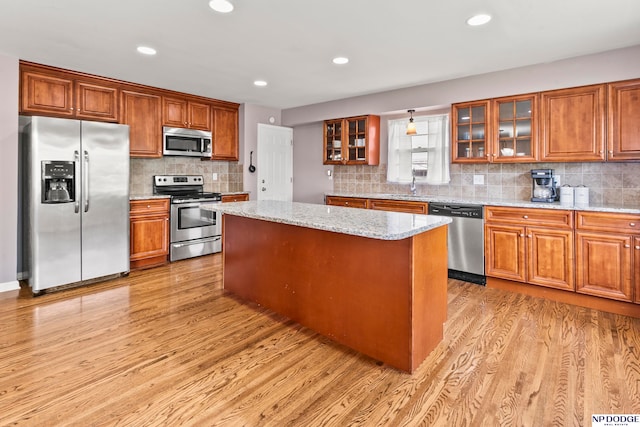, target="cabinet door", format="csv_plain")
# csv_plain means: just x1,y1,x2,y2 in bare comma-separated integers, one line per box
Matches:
130,214,169,261
526,227,574,290
485,224,526,282
188,101,212,131
324,119,344,164
121,90,162,158
21,71,74,117
635,237,640,304
163,97,188,127
575,231,633,302
344,116,379,165
540,84,606,161
492,94,537,162
75,81,118,122
452,100,490,163
607,79,640,161
211,107,239,160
